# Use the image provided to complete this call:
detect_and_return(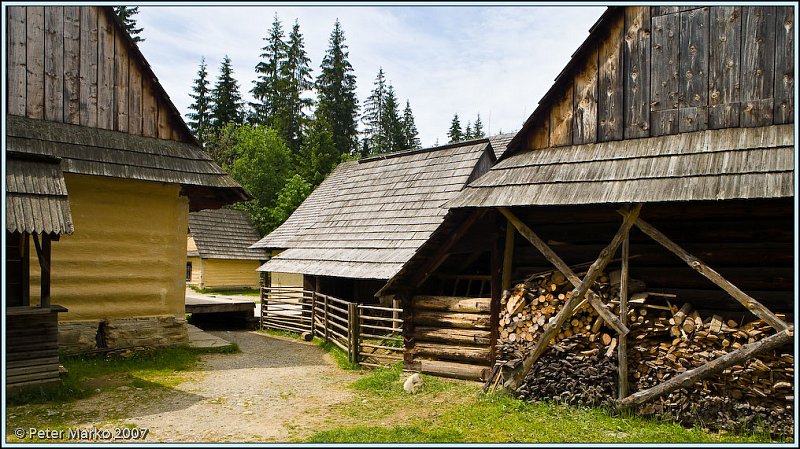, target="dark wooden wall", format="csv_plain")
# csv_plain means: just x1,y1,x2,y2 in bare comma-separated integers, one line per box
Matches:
523,6,794,150
6,6,191,142
506,199,794,318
